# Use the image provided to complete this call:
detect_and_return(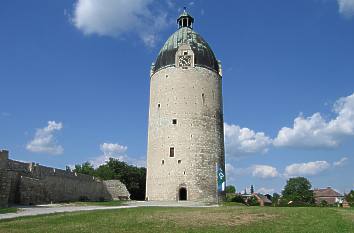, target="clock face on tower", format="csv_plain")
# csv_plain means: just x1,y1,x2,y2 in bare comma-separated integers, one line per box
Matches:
178,55,192,67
